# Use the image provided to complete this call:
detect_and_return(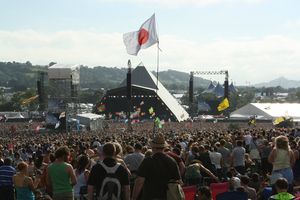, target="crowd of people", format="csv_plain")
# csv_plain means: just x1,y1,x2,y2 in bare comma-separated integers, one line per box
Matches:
0,121,300,200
